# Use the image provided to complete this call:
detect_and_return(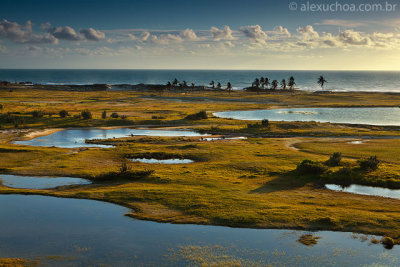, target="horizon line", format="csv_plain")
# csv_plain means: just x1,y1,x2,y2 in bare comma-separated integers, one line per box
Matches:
1,68,400,72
